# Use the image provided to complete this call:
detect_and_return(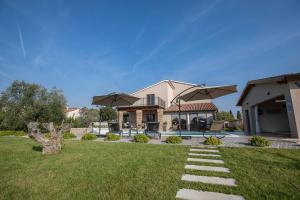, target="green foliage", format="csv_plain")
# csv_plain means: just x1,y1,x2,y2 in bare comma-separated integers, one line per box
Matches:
105,133,120,141
0,130,26,136
81,133,97,140
63,131,76,139
249,136,271,147
0,80,66,131
203,136,223,145
237,110,242,120
100,107,116,122
66,108,99,128
166,136,182,144
44,132,51,139
133,134,150,143
224,127,235,132
216,111,235,122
